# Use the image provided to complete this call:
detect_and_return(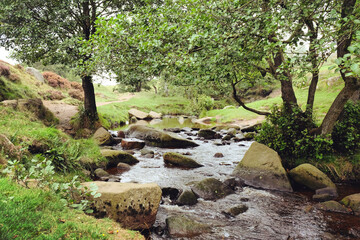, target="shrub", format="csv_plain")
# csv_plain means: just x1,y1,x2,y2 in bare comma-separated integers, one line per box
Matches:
8,74,21,83
69,89,84,101
70,81,83,90
0,63,10,77
332,102,360,154
44,90,65,100
42,71,71,89
255,105,333,165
